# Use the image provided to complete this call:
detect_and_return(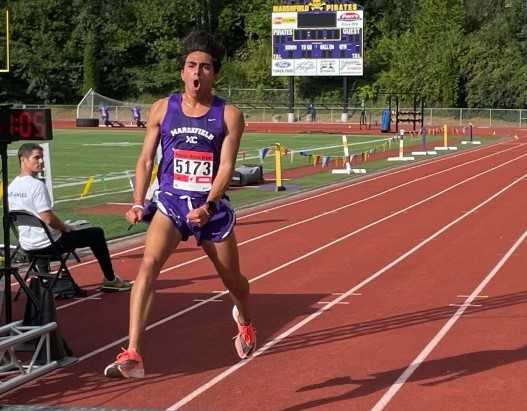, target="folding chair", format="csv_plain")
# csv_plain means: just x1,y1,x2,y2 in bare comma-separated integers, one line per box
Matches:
9,211,86,300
